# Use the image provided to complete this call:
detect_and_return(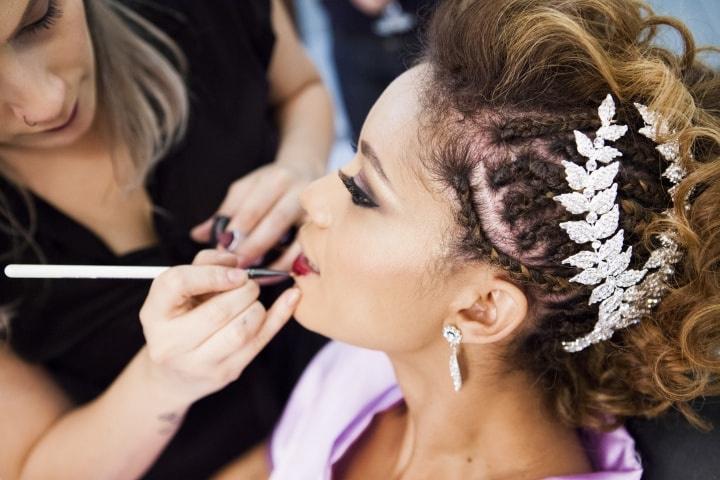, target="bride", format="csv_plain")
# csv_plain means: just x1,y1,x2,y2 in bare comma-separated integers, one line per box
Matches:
157,0,719,478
